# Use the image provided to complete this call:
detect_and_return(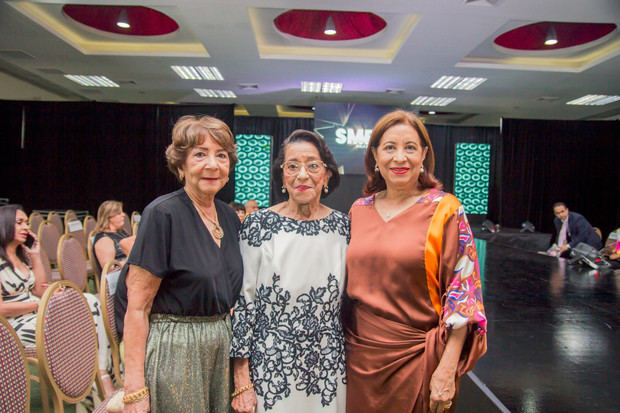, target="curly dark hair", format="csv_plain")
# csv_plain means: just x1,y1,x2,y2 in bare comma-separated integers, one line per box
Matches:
272,130,340,199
